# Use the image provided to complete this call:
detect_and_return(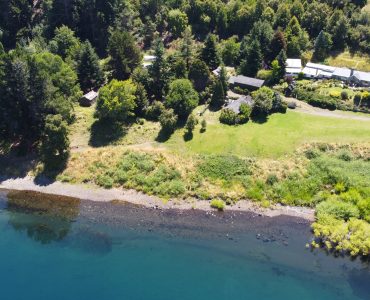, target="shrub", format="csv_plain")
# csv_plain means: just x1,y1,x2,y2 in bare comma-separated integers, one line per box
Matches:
357,198,370,222
251,86,274,116
316,199,360,221
159,109,178,133
145,101,165,121
219,108,237,125
185,114,198,133
266,174,279,186
329,90,341,98
304,148,321,159
210,199,225,211
96,174,114,189
200,119,207,132
237,103,251,123
341,91,349,100
353,93,362,106
337,150,353,161
198,155,250,181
